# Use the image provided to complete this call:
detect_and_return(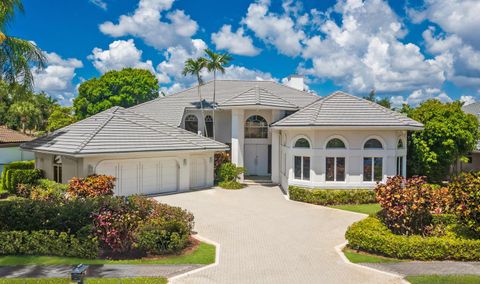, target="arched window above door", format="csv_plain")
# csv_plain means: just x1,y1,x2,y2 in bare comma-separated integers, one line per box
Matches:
205,115,213,138
397,139,404,149
245,115,268,138
294,138,310,148
364,138,383,149
326,138,346,149
185,114,198,133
